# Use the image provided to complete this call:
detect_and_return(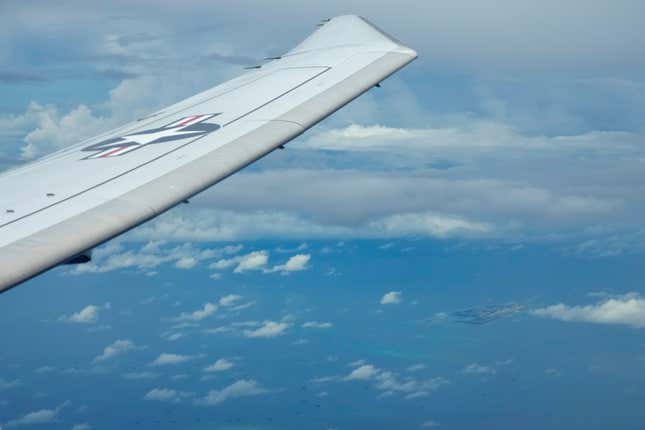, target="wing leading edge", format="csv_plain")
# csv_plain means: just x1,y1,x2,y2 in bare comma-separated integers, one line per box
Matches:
0,15,417,293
